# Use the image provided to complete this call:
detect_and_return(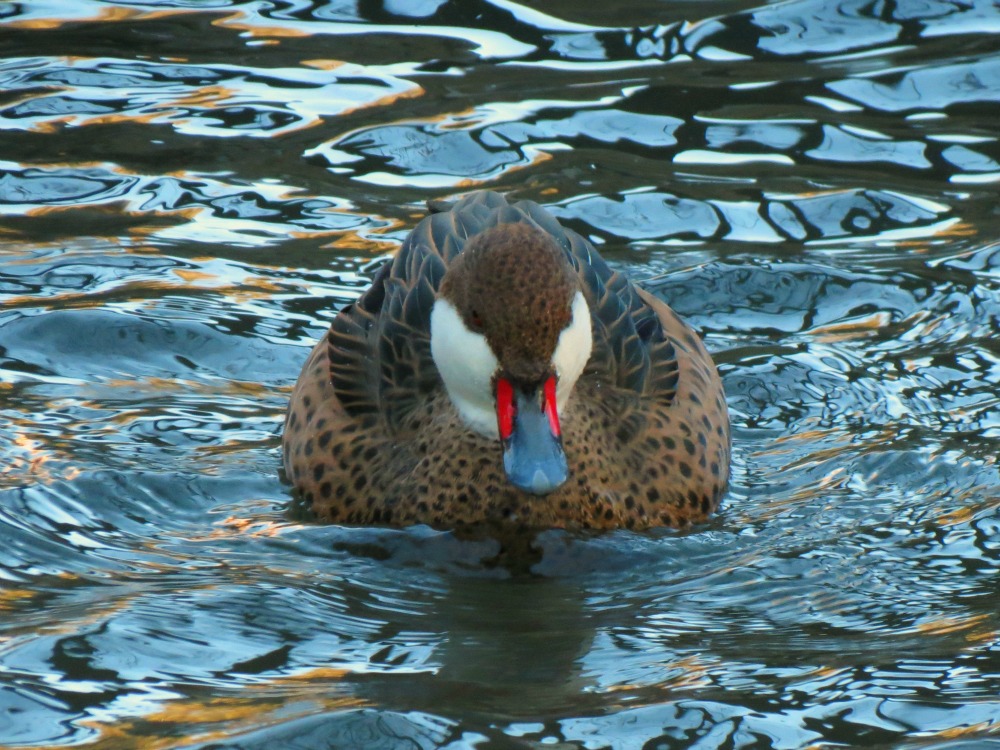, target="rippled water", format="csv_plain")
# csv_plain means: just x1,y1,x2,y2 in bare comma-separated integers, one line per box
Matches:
2,1,1000,748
